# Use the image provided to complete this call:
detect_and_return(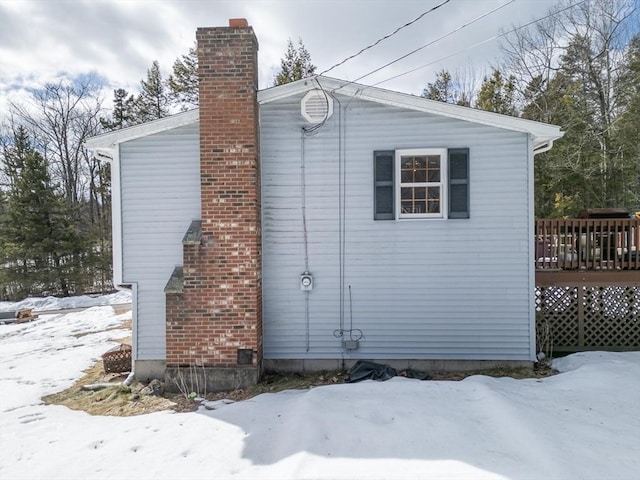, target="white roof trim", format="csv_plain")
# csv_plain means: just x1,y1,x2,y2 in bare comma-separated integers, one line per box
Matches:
258,76,563,148
86,77,562,150
85,109,199,149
